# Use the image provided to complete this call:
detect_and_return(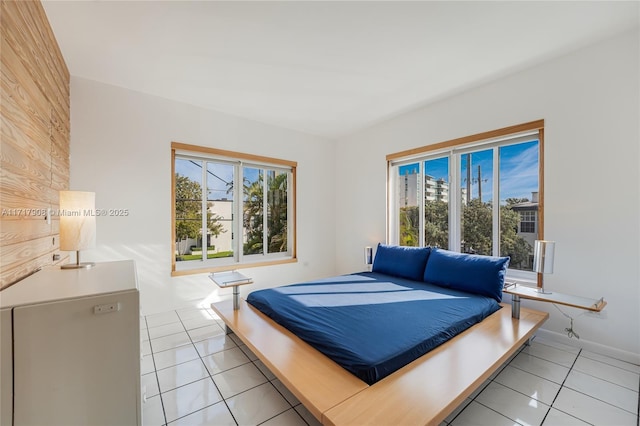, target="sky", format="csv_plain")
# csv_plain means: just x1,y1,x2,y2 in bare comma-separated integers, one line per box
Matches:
175,159,261,200
398,139,539,205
